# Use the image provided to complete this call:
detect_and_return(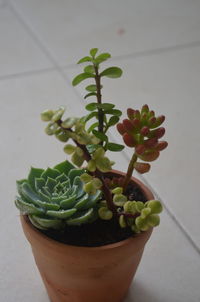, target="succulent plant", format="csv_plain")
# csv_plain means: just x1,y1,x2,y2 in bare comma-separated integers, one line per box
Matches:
15,161,102,230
